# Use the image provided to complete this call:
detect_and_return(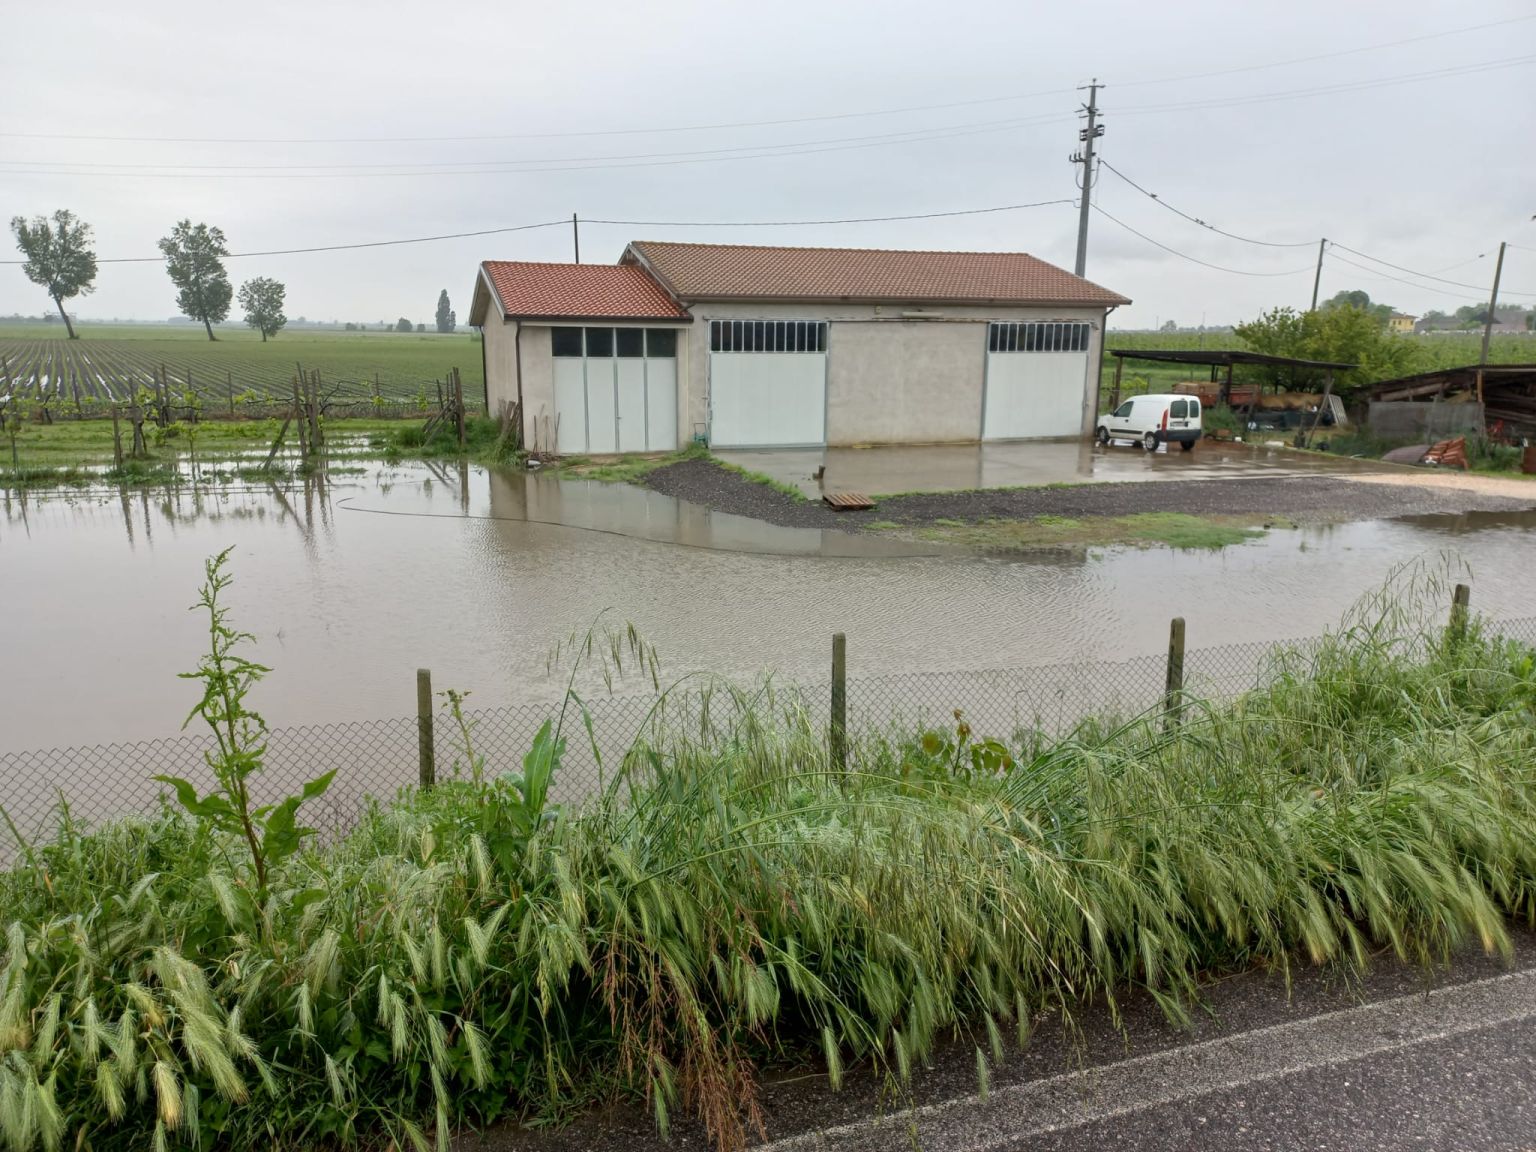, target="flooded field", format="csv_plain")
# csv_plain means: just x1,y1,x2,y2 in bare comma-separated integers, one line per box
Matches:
3,460,1535,752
